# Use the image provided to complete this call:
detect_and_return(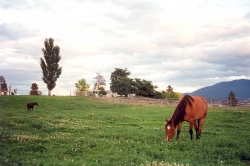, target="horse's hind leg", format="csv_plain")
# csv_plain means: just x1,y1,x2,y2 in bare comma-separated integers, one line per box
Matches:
197,117,205,139
192,120,200,140
196,119,200,139
189,122,194,140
